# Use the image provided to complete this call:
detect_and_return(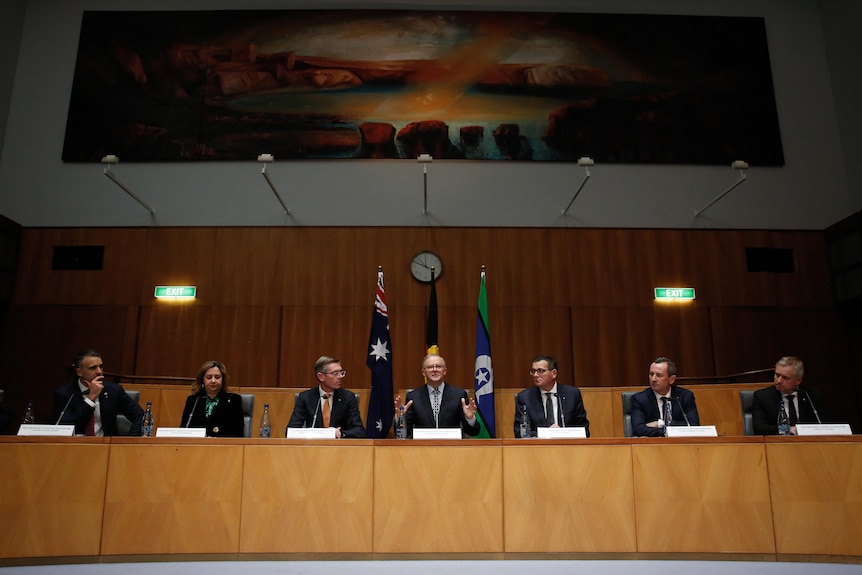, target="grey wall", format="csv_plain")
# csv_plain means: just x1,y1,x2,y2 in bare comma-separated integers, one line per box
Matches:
819,0,862,214
0,0,856,229
0,0,27,166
